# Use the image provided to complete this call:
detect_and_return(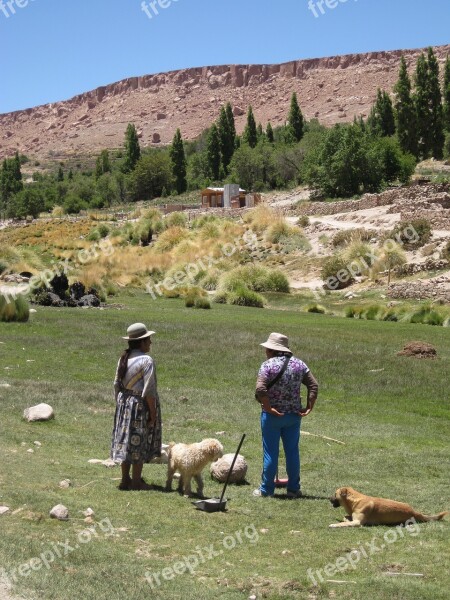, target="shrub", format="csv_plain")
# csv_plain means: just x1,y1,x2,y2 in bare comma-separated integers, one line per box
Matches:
382,308,399,322
441,240,450,261
227,285,265,308
364,305,380,320
97,224,110,238
307,304,326,314
278,233,311,253
425,310,444,326
201,272,219,291
194,297,211,309
185,295,196,308
0,261,8,275
86,229,101,242
297,215,310,227
390,219,432,250
0,294,29,322
266,221,300,244
218,265,290,294
321,255,354,290
213,291,228,304
153,226,189,252
332,228,375,248
165,211,187,228
345,306,357,318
